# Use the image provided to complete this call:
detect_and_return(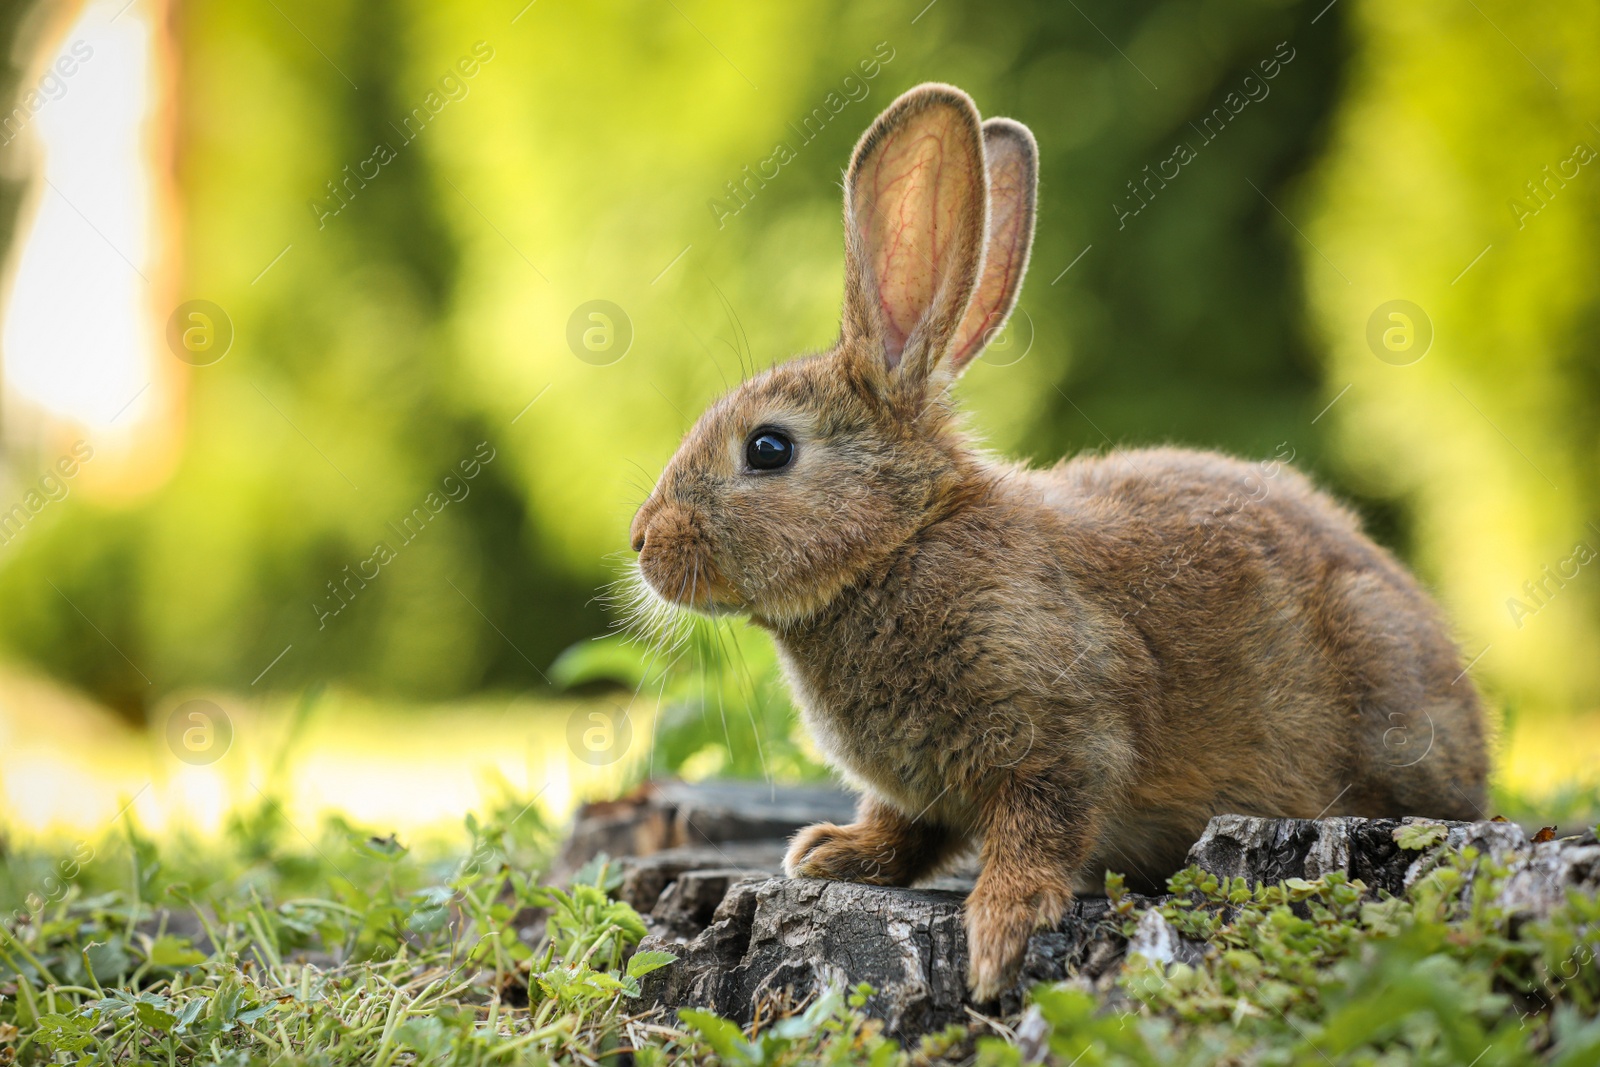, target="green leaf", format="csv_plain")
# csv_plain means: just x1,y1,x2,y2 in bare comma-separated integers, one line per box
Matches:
679,1008,751,1061
975,1038,1024,1067
397,1016,447,1055
413,885,455,907
84,937,133,982
1284,877,1319,901
358,834,408,860
1360,897,1407,936
627,949,677,979
572,853,624,892
135,1000,179,1032
210,981,244,1026
408,888,454,934
634,1047,669,1067
607,905,649,946
35,1013,94,1053
869,1041,902,1067
1395,823,1449,850
175,996,208,1030
550,634,650,689
146,934,206,968
1104,869,1127,906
